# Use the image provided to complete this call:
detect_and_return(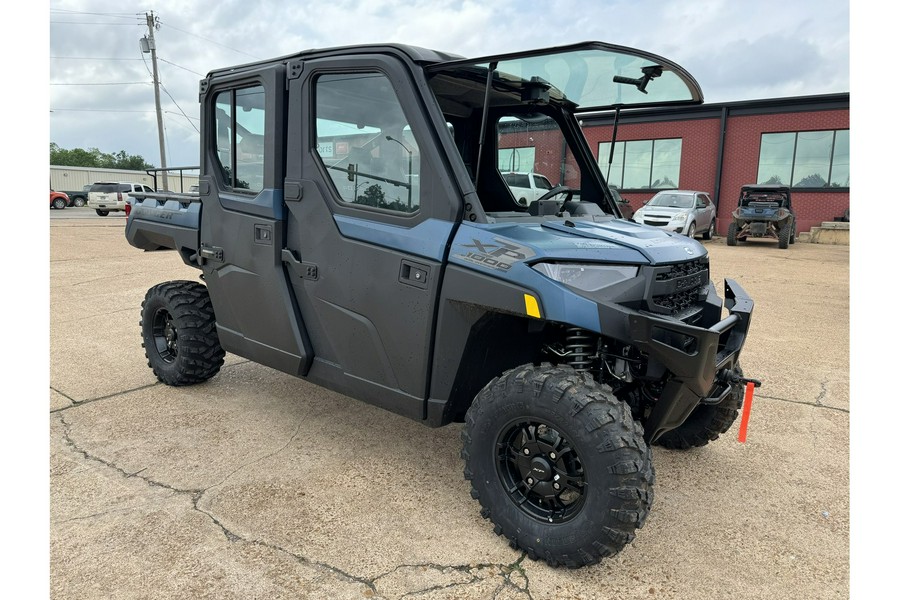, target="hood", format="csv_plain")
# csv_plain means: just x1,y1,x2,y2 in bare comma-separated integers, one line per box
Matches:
636,205,691,217
449,218,707,276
